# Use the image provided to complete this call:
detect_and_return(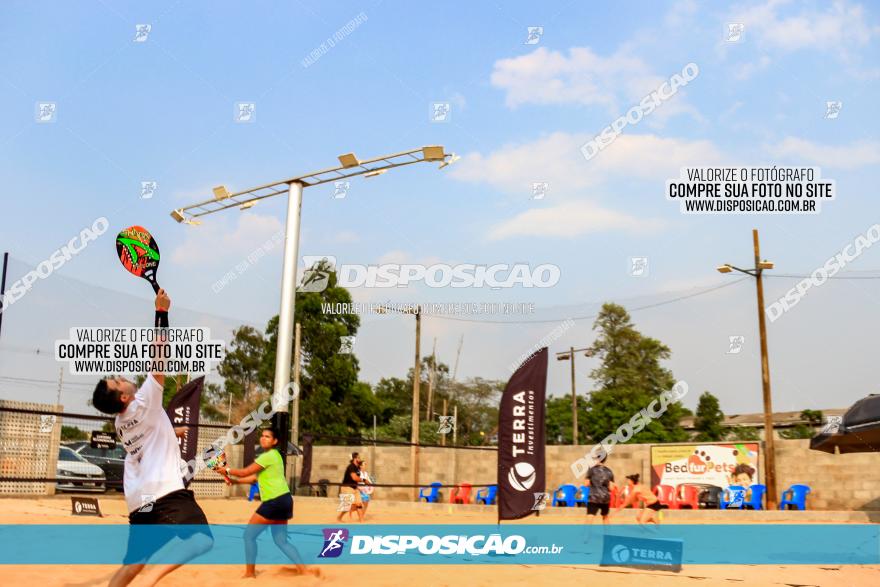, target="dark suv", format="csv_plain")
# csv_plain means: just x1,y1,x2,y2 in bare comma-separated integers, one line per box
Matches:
66,441,125,491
